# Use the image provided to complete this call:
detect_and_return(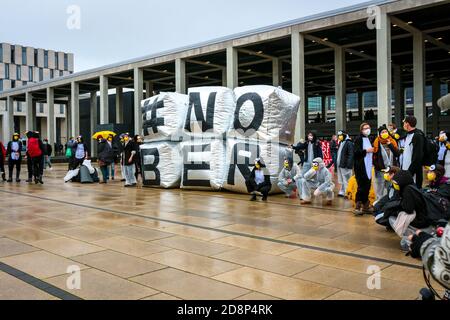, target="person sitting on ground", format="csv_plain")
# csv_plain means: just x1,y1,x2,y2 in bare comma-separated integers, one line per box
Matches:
277,155,300,198
297,157,334,206
423,164,450,201
388,170,432,251
246,158,272,201
336,130,354,198
373,166,400,226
